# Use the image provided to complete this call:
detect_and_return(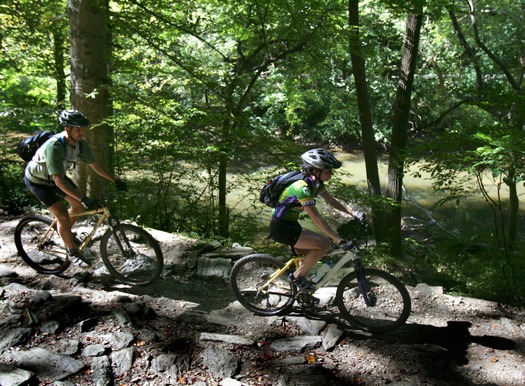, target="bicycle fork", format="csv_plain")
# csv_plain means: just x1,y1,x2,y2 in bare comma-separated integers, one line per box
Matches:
355,261,377,307
107,217,134,257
